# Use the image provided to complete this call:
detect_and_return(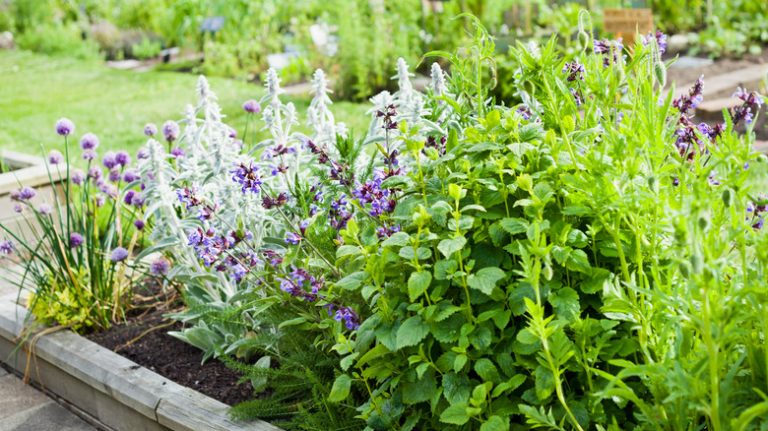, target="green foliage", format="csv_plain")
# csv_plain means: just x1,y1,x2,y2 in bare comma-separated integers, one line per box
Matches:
16,23,101,60
130,37,162,60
